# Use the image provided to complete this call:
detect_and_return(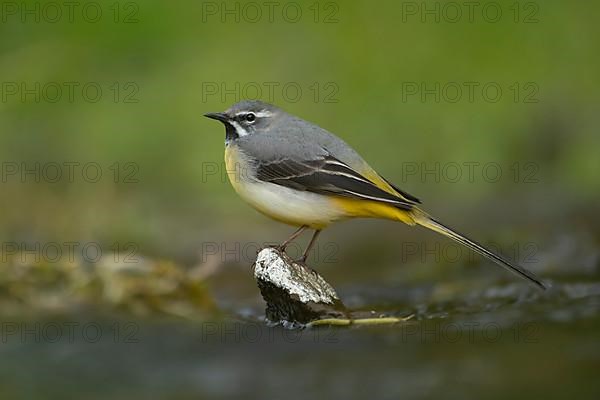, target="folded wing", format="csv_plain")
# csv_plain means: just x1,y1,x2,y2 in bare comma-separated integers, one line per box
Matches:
256,153,418,211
